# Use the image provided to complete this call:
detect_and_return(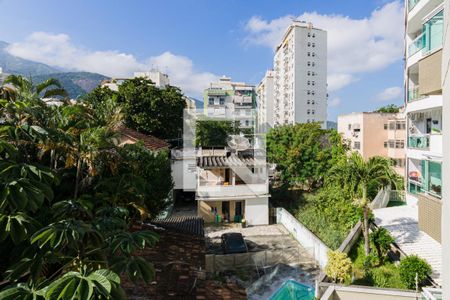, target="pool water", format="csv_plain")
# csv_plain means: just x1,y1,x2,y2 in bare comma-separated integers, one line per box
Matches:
269,280,315,300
